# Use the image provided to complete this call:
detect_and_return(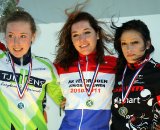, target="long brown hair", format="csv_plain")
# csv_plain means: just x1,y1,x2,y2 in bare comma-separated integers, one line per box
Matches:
54,2,114,70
